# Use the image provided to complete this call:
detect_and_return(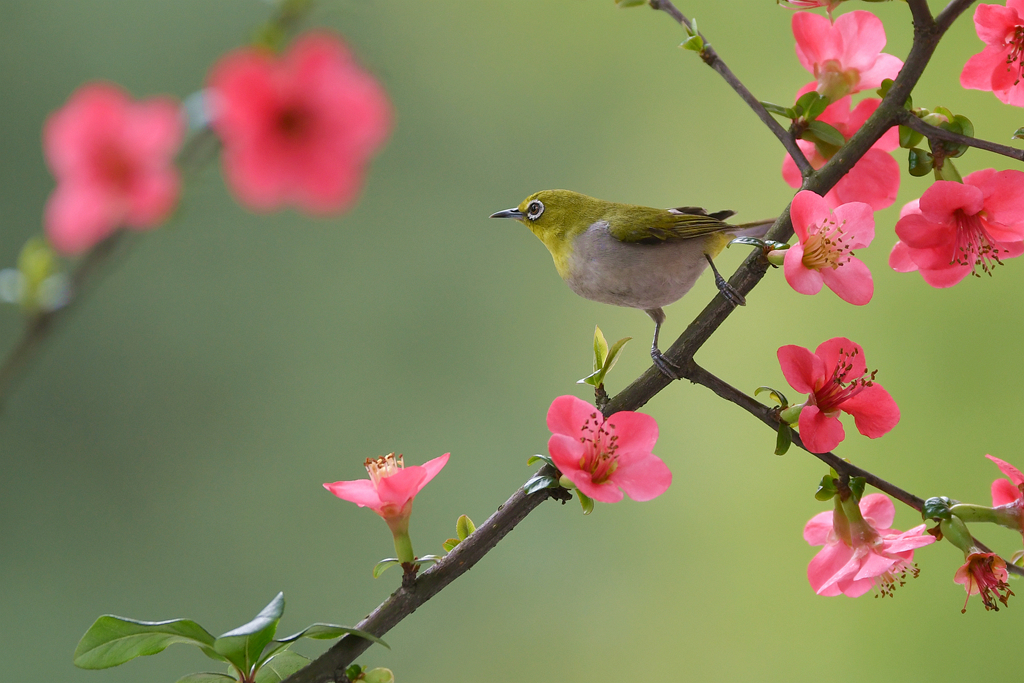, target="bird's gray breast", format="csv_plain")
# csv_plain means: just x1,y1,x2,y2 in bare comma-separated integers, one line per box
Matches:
563,221,710,310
